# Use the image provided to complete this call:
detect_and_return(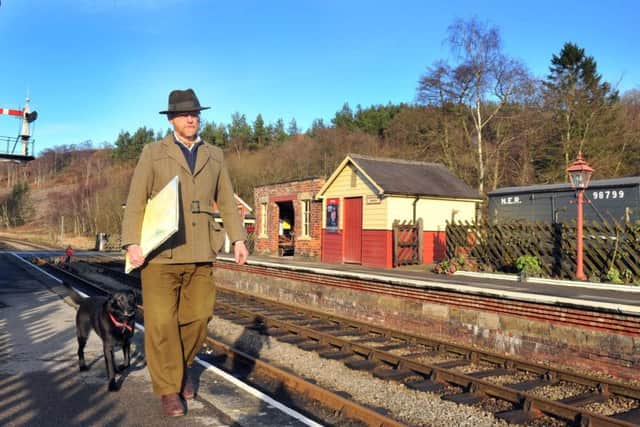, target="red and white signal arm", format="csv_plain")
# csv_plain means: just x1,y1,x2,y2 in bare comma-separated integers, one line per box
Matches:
0,108,23,117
